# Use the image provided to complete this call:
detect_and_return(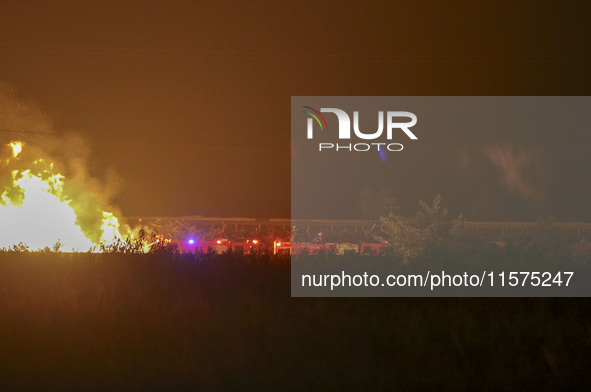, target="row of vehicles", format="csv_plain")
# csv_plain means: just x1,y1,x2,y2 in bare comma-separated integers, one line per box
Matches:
274,241,388,256
161,237,388,256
